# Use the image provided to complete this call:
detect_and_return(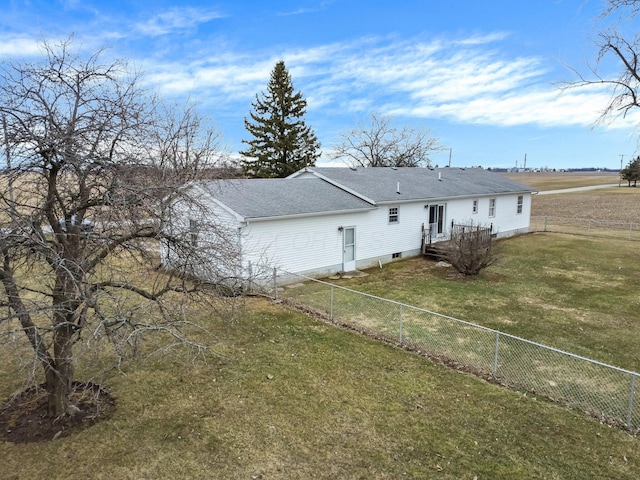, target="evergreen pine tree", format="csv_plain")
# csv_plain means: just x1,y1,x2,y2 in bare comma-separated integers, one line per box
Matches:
240,61,320,178
621,156,640,186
